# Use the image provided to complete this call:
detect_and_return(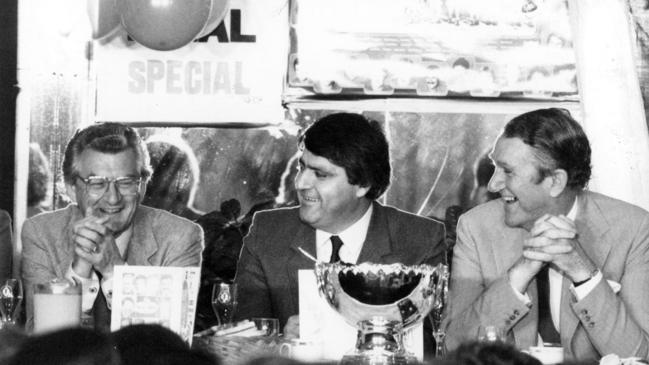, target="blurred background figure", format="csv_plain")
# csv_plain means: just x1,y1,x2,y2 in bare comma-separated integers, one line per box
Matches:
27,143,51,218
469,152,499,208
8,327,120,365
143,135,204,221
113,324,218,365
194,196,279,331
